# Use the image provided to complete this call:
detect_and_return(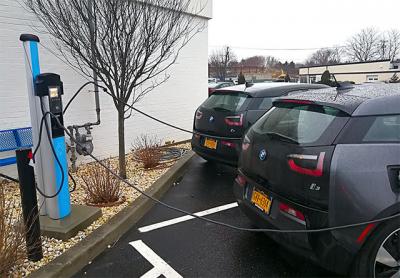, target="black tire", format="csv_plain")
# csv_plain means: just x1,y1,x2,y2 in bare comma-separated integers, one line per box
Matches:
351,219,400,277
